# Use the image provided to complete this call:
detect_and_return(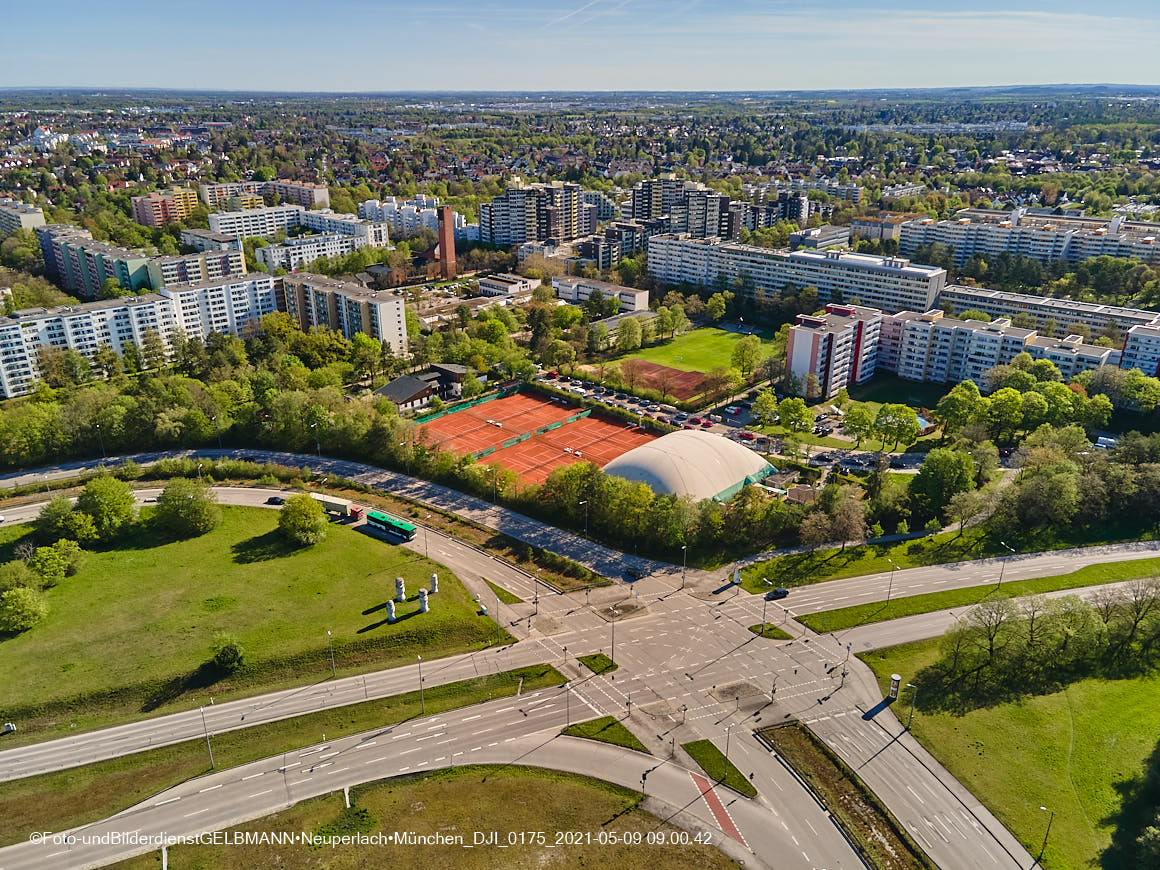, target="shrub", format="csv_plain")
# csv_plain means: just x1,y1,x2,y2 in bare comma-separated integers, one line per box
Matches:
154,478,221,539
0,587,48,633
278,494,328,546
75,475,136,542
0,561,38,593
210,633,245,672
